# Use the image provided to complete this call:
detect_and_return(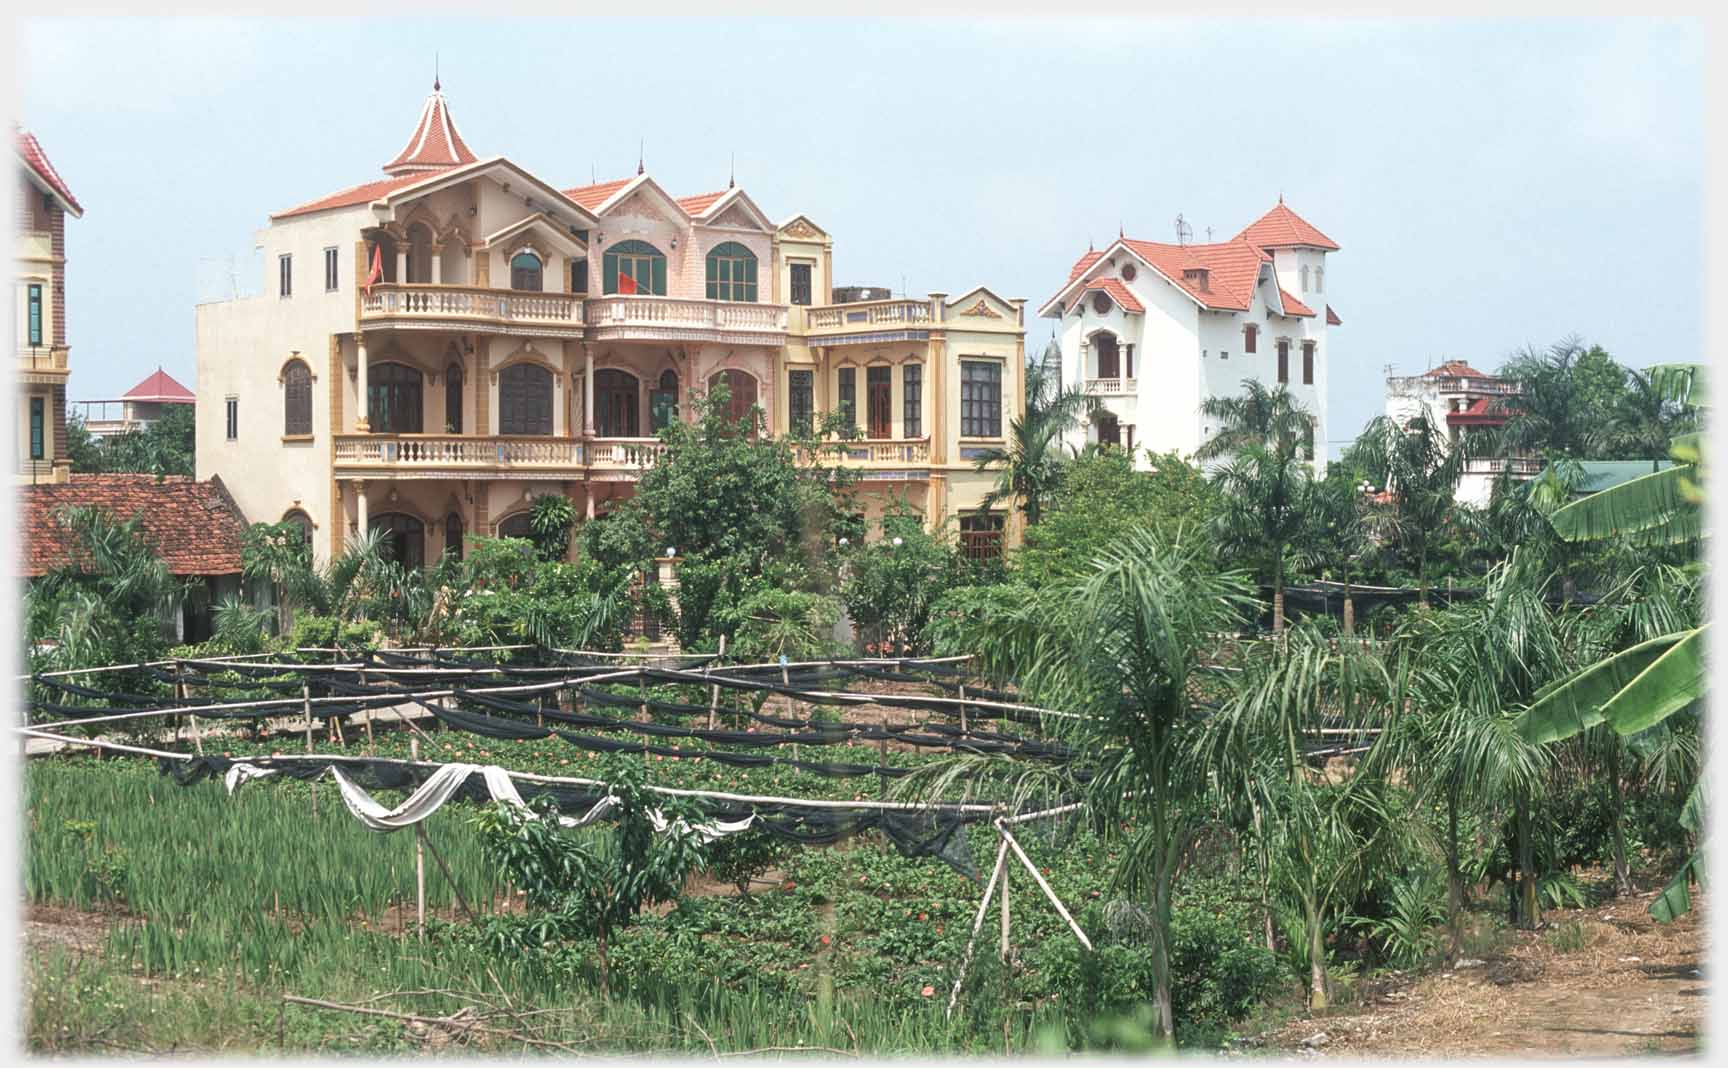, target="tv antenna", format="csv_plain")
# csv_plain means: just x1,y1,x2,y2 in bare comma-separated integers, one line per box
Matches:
1174,213,1192,246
